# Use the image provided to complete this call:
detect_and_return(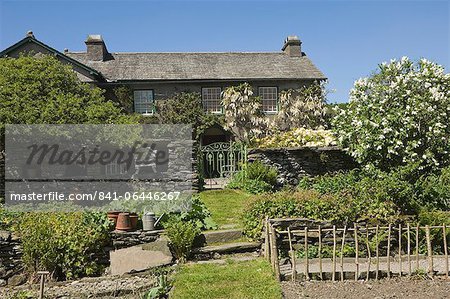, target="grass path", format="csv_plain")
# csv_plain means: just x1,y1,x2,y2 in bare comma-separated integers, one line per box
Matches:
199,189,251,229
171,259,282,299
